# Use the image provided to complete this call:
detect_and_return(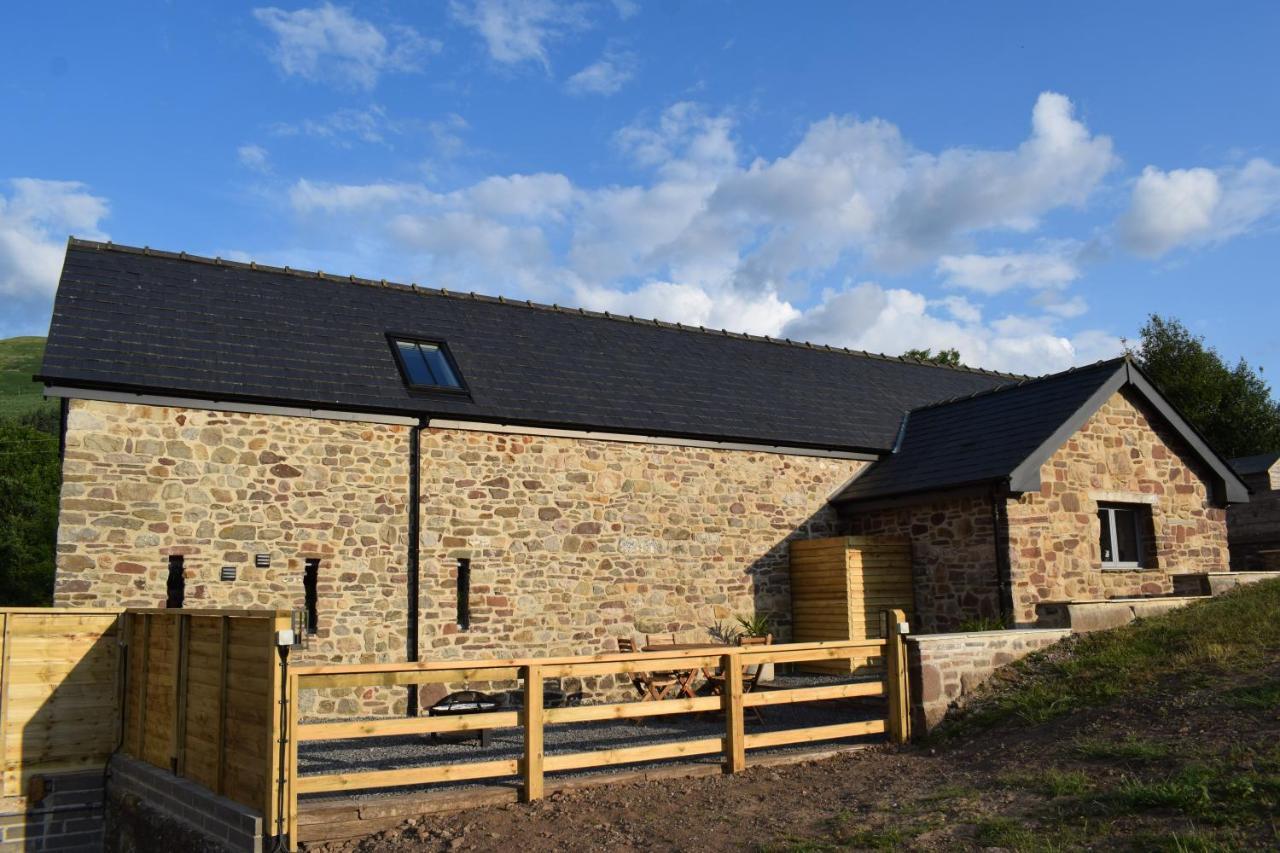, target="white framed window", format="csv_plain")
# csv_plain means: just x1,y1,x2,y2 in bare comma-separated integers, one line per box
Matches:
1098,503,1148,568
